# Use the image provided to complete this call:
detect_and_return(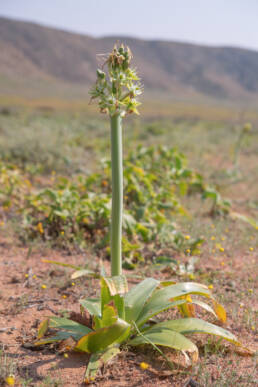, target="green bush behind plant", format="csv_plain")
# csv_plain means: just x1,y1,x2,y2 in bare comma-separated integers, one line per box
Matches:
4,145,229,265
